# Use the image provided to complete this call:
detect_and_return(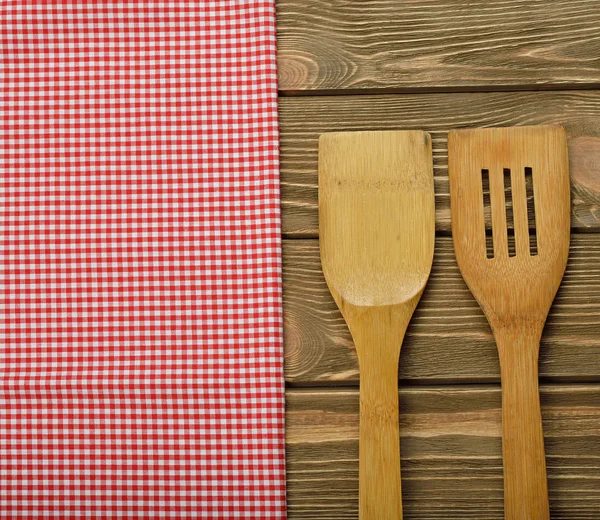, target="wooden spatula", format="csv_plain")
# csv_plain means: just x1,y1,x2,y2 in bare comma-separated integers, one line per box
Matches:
319,130,435,519
448,125,570,520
